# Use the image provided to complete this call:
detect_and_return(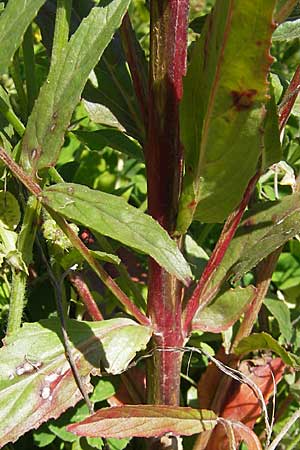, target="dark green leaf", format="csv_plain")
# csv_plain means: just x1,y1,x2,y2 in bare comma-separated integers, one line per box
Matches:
231,194,300,283
73,129,143,161
42,183,192,284
234,332,300,368
0,318,151,447
83,35,145,143
203,192,300,296
21,0,131,174
67,405,217,438
192,286,255,332
189,15,209,34
177,0,276,230
0,0,46,74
